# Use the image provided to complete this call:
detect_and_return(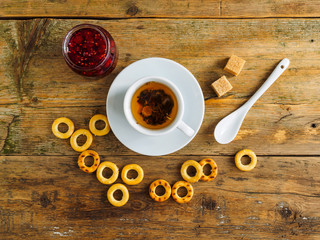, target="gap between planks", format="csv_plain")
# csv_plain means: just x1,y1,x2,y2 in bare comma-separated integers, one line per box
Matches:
1,154,320,157
2,16,320,21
